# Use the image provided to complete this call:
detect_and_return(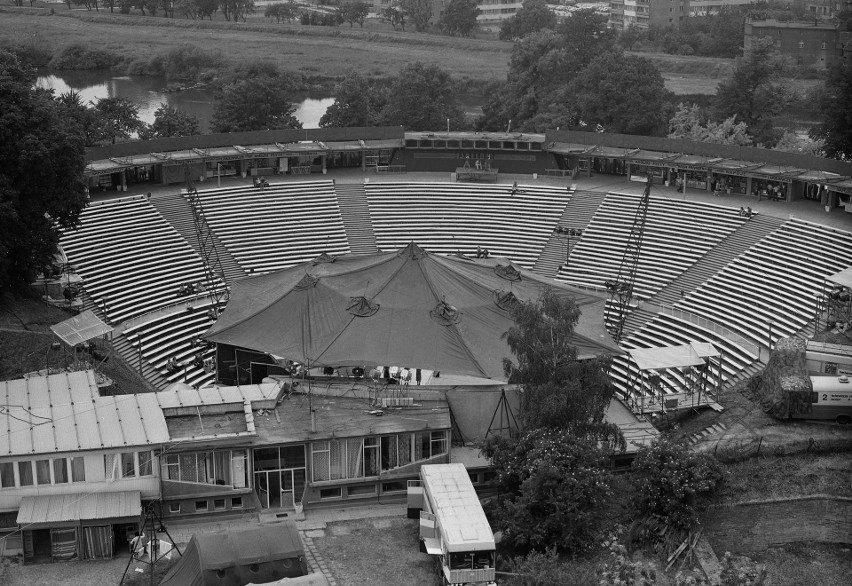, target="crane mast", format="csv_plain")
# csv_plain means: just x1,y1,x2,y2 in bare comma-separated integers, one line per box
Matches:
606,175,653,343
